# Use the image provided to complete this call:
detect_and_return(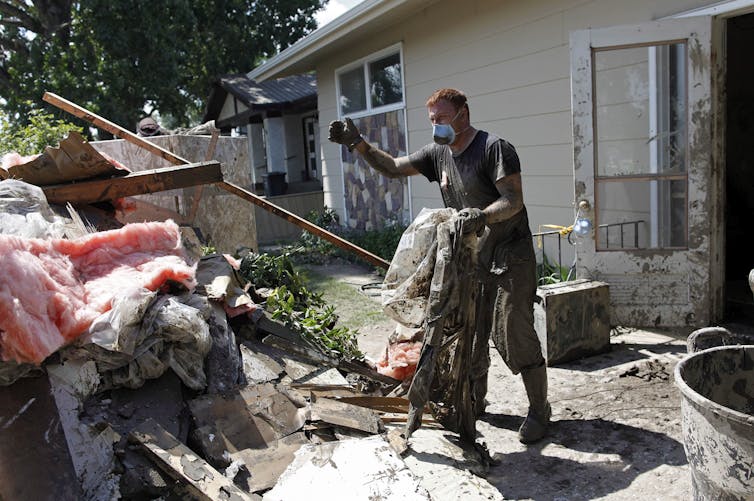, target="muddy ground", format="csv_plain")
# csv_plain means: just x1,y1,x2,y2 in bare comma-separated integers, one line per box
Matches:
302,261,701,501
